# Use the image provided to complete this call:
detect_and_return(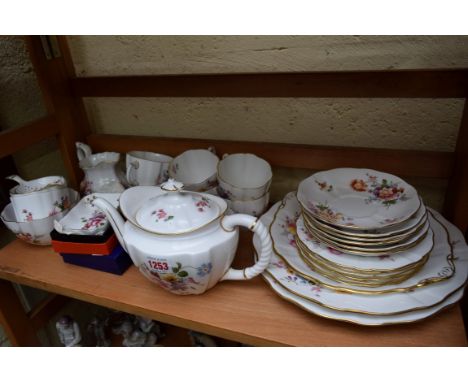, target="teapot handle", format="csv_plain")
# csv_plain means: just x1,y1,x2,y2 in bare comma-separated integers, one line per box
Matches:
220,214,272,281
